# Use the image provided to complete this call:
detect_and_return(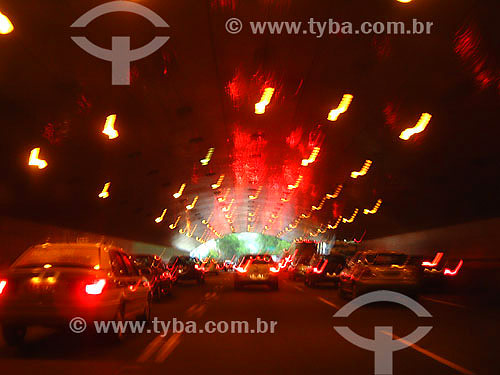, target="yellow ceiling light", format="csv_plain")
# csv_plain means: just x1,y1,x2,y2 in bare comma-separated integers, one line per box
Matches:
312,197,327,211
186,196,199,210
102,114,119,140
351,160,372,179
155,209,167,223
301,147,321,166
342,209,359,223
255,87,275,114
288,175,303,190
173,183,186,199
400,113,432,140
218,188,230,202
200,148,215,166
327,94,353,122
98,182,111,199
169,216,181,230
0,12,14,34
326,184,343,199
212,175,224,189
28,148,48,169
328,216,343,230
364,199,383,215
249,186,262,200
